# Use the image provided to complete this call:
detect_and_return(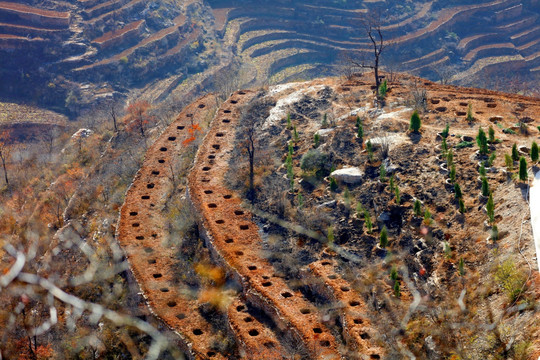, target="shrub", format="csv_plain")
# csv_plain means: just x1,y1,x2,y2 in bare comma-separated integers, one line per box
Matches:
481,176,489,197
488,126,495,143
409,111,421,133
495,260,526,302
366,140,374,162
504,128,516,135
531,141,538,162
379,226,388,248
519,156,527,181
300,150,331,178
512,143,519,161
454,183,462,200
476,127,488,155
486,192,494,224
413,199,422,216
455,140,473,149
